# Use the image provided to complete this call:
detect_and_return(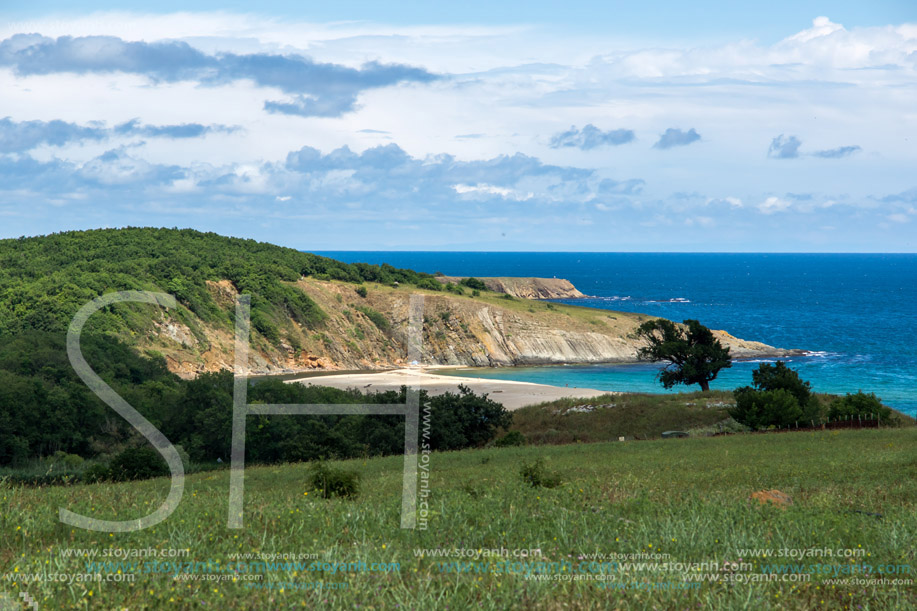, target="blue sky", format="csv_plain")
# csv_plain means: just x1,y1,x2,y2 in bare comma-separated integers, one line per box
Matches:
1,3,916,251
